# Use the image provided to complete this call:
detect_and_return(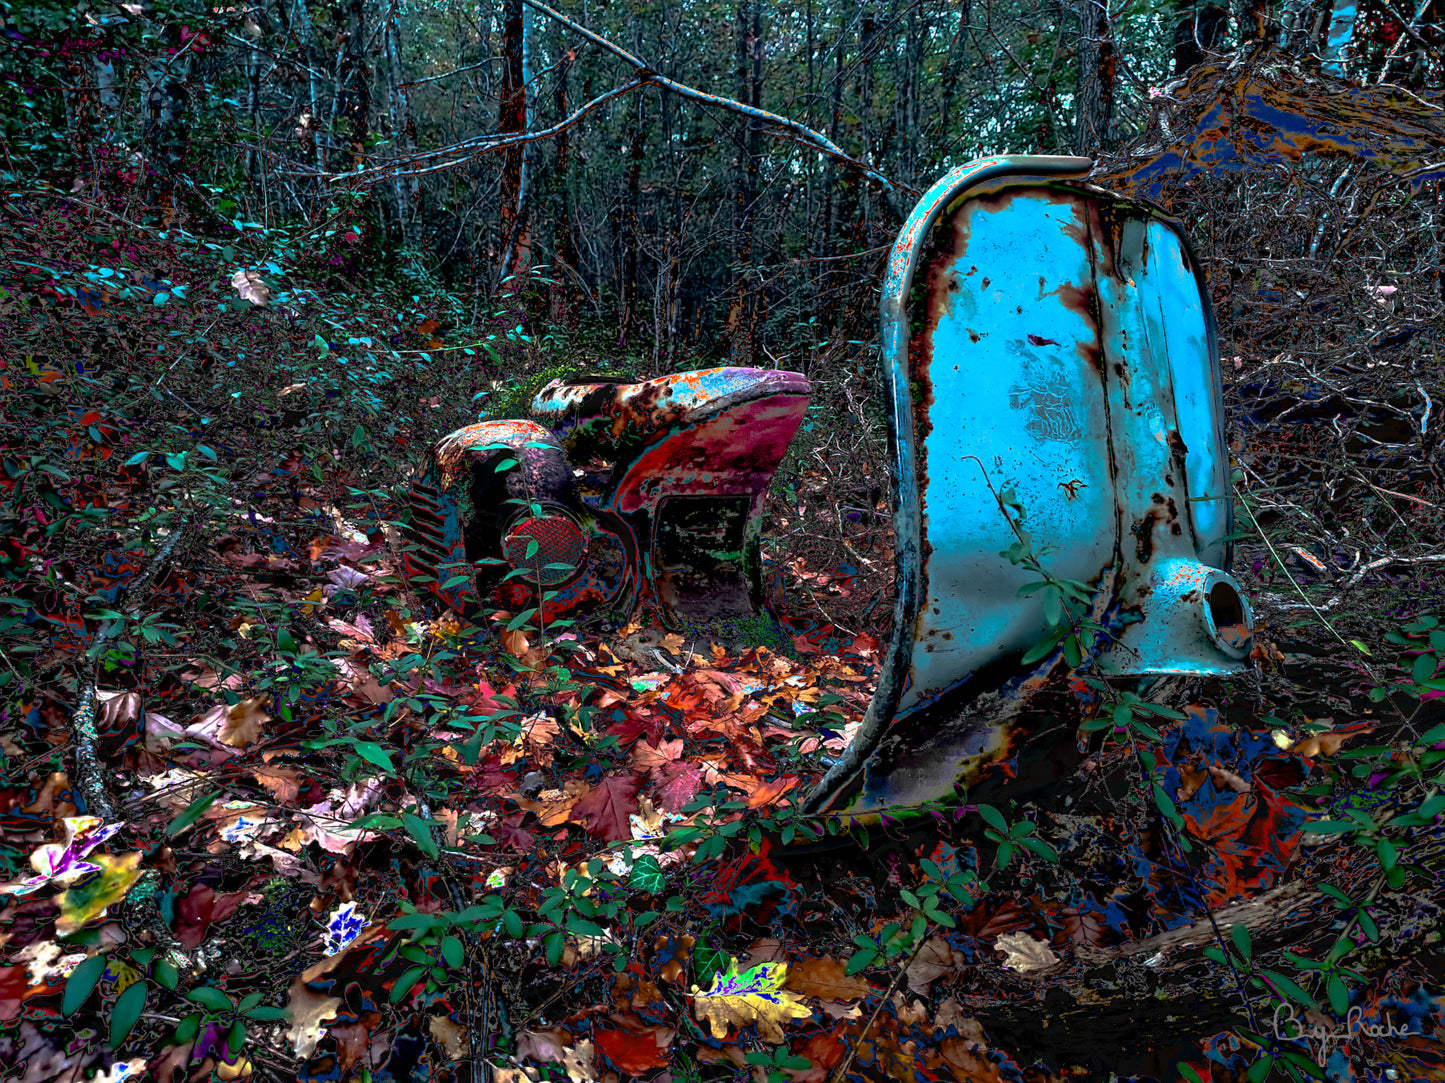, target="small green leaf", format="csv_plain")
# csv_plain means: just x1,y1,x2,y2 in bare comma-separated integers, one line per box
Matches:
62,954,107,1015
1020,837,1060,863
352,741,395,773
174,1012,202,1043
390,965,427,1004
502,909,525,939
244,1005,290,1021
565,914,606,938
545,930,565,966
401,813,439,858
996,841,1017,868
845,947,877,975
228,1019,246,1056
188,986,233,1012
1262,969,1314,1008
441,935,465,969
976,804,1008,834
1230,923,1252,963
1412,652,1438,686
167,790,219,836
1300,819,1357,834
630,854,666,894
1327,975,1349,1016
1178,1064,1205,1083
